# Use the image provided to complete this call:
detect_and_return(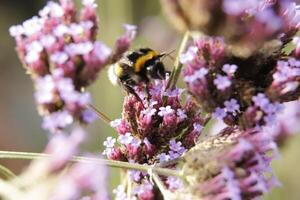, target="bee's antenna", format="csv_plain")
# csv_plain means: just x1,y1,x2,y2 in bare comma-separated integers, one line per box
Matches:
160,49,176,61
